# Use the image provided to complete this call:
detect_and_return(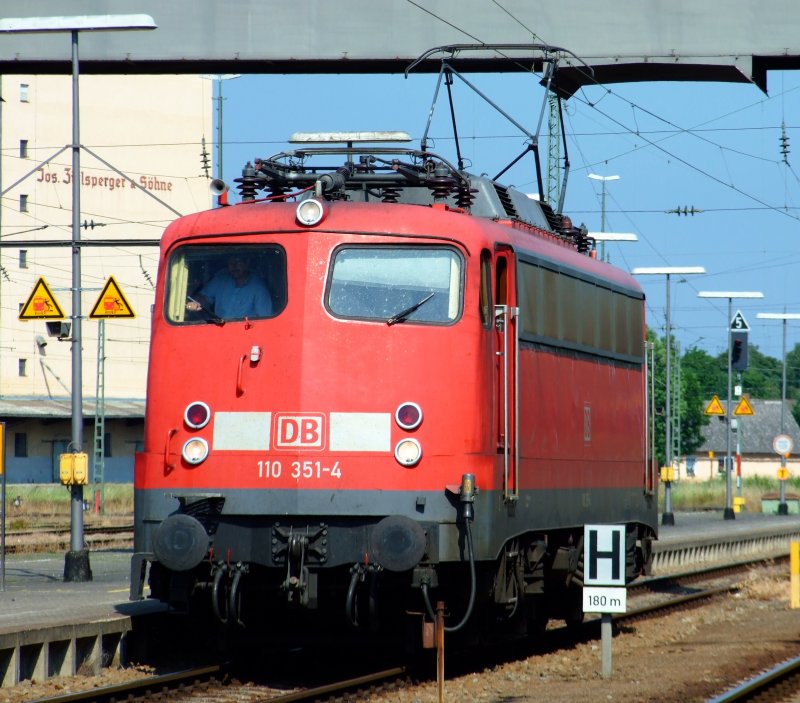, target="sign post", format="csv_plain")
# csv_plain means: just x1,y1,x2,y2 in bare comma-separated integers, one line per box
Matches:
698,292,764,520
773,434,794,515
0,421,5,591
583,525,627,678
